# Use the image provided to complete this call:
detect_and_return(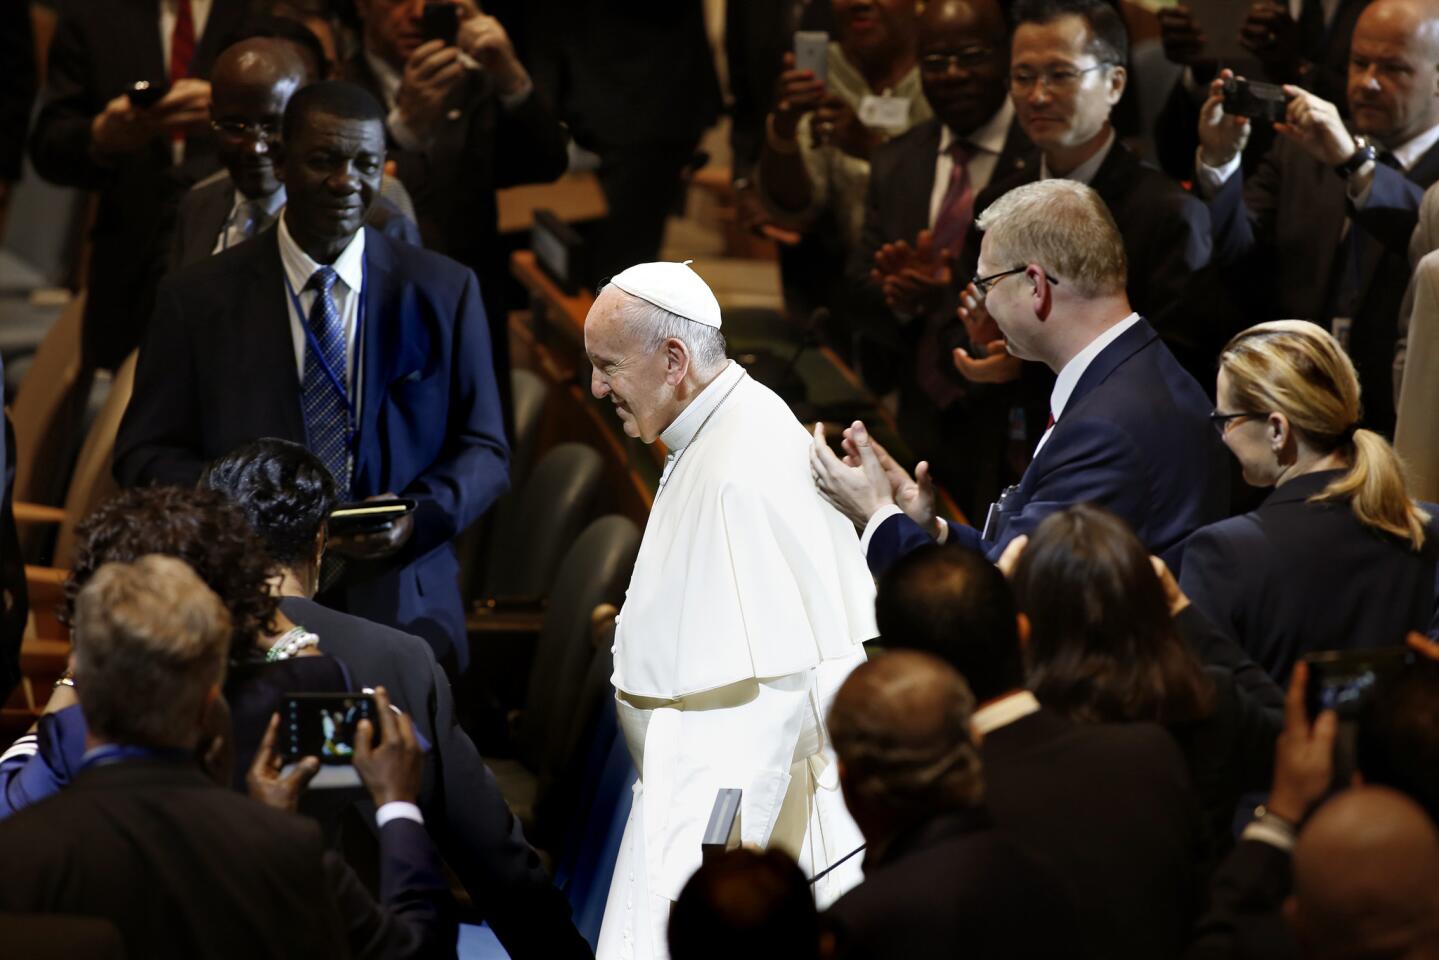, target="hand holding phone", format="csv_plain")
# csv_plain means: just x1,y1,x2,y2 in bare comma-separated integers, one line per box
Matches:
1267,660,1340,823
352,687,423,808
